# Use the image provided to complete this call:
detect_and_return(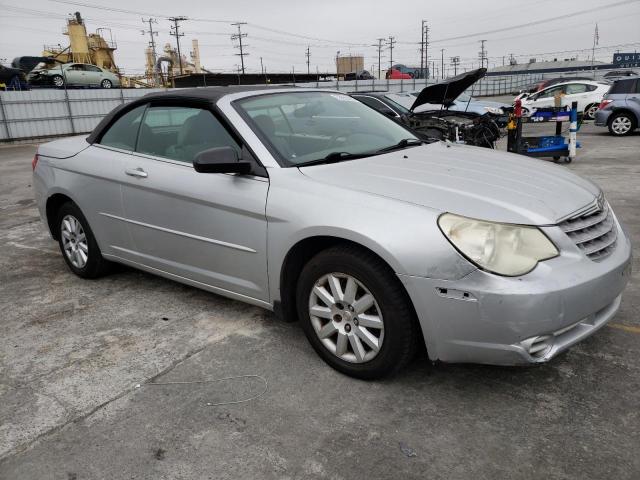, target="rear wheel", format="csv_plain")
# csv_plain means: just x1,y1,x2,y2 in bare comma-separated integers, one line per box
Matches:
51,75,64,87
56,202,111,278
608,112,636,136
100,79,112,89
296,245,419,379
